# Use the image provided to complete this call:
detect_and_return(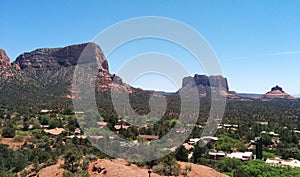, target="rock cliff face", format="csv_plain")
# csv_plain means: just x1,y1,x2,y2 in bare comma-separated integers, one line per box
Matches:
182,75,229,90
0,49,11,69
0,49,16,78
14,43,109,71
263,85,295,99
2,42,297,106
12,42,130,95
0,43,134,106
180,74,238,99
